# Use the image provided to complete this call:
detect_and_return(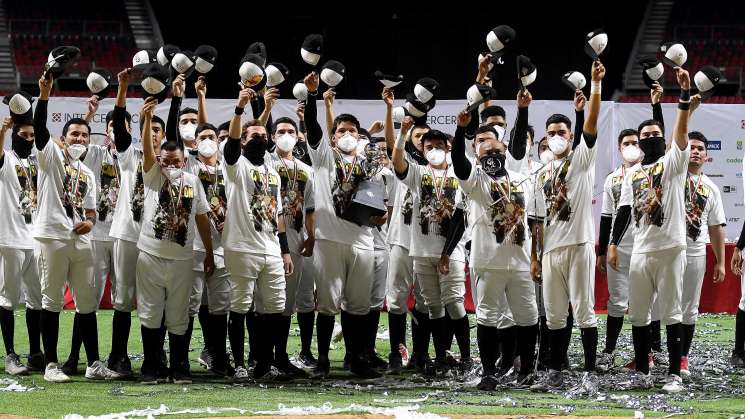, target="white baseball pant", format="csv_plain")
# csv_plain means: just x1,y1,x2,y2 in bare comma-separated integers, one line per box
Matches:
112,239,139,312
628,246,686,327
282,252,305,316
37,238,97,313
371,247,389,310
681,254,707,325
0,247,40,310
296,254,316,313
386,244,415,315
224,250,286,315
135,251,193,334
476,269,537,328
413,257,466,320
541,242,597,330
190,252,231,316
91,239,115,305
313,239,374,316
606,247,632,318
